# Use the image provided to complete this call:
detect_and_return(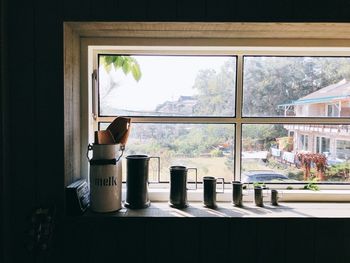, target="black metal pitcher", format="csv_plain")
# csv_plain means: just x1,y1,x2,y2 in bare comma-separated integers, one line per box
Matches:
124,155,160,209
169,166,197,208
